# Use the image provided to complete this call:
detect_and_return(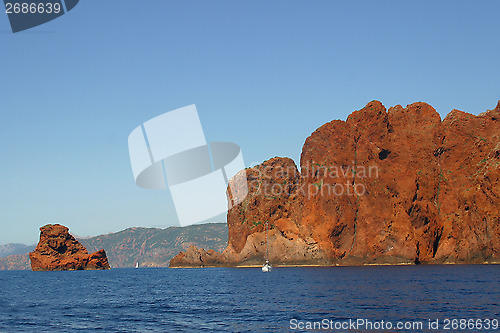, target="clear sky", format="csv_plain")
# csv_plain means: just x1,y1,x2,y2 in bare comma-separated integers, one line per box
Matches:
1,1,499,245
